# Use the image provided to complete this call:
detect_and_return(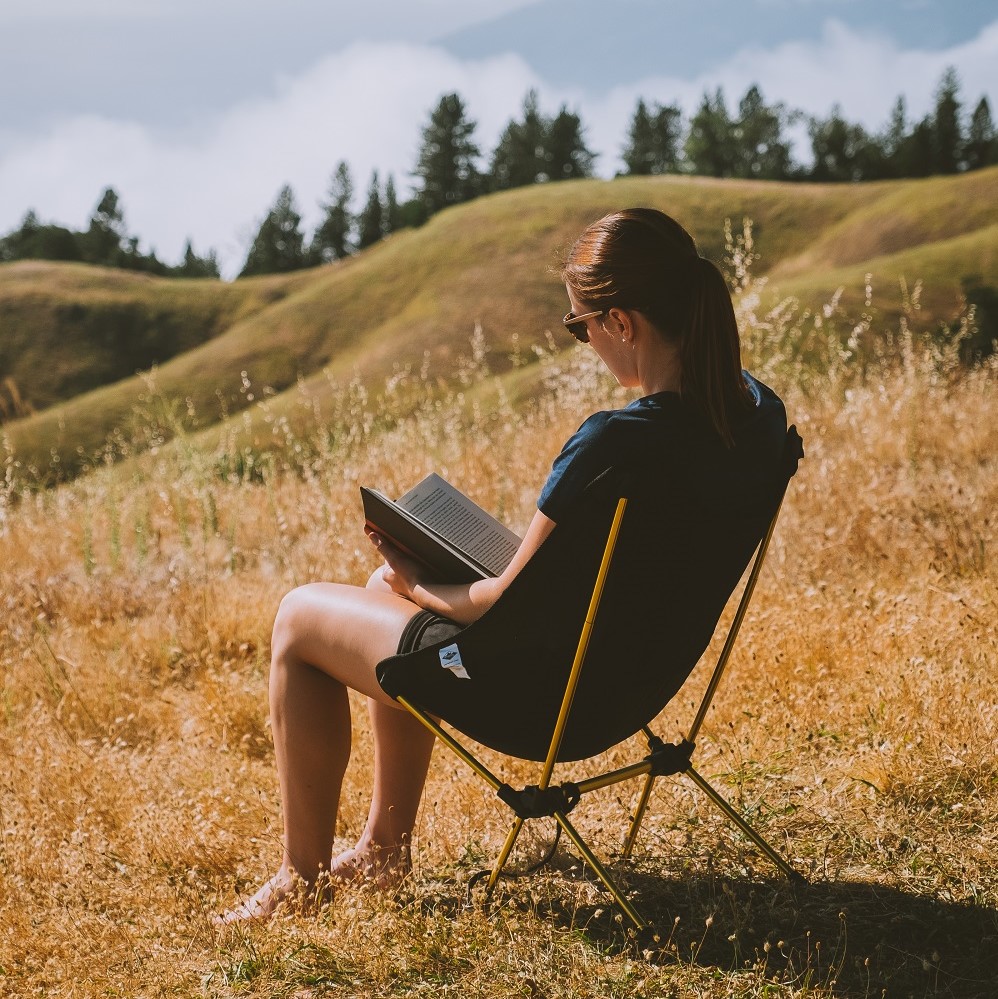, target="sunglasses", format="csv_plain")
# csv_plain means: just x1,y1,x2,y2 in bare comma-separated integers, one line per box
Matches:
562,310,603,343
